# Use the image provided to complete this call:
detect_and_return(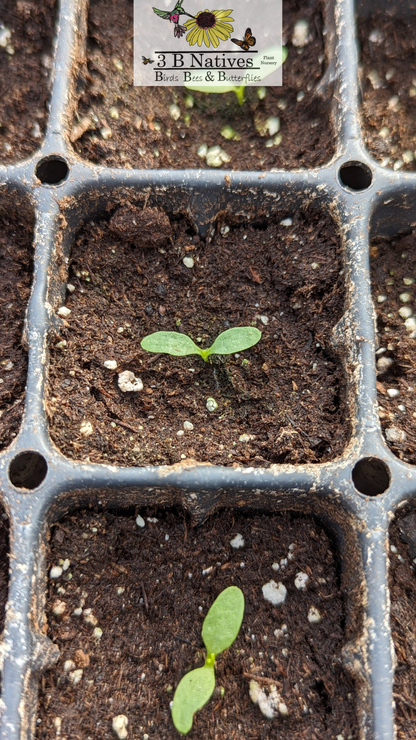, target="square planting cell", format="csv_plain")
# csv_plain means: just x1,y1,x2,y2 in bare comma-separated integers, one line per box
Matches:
71,0,335,169
47,205,349,466
389,510,416,736
358,11,416,172
0,0,57,163
0,506,9,687
370,227,416,462
36,510,358,739
0,197,34,450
